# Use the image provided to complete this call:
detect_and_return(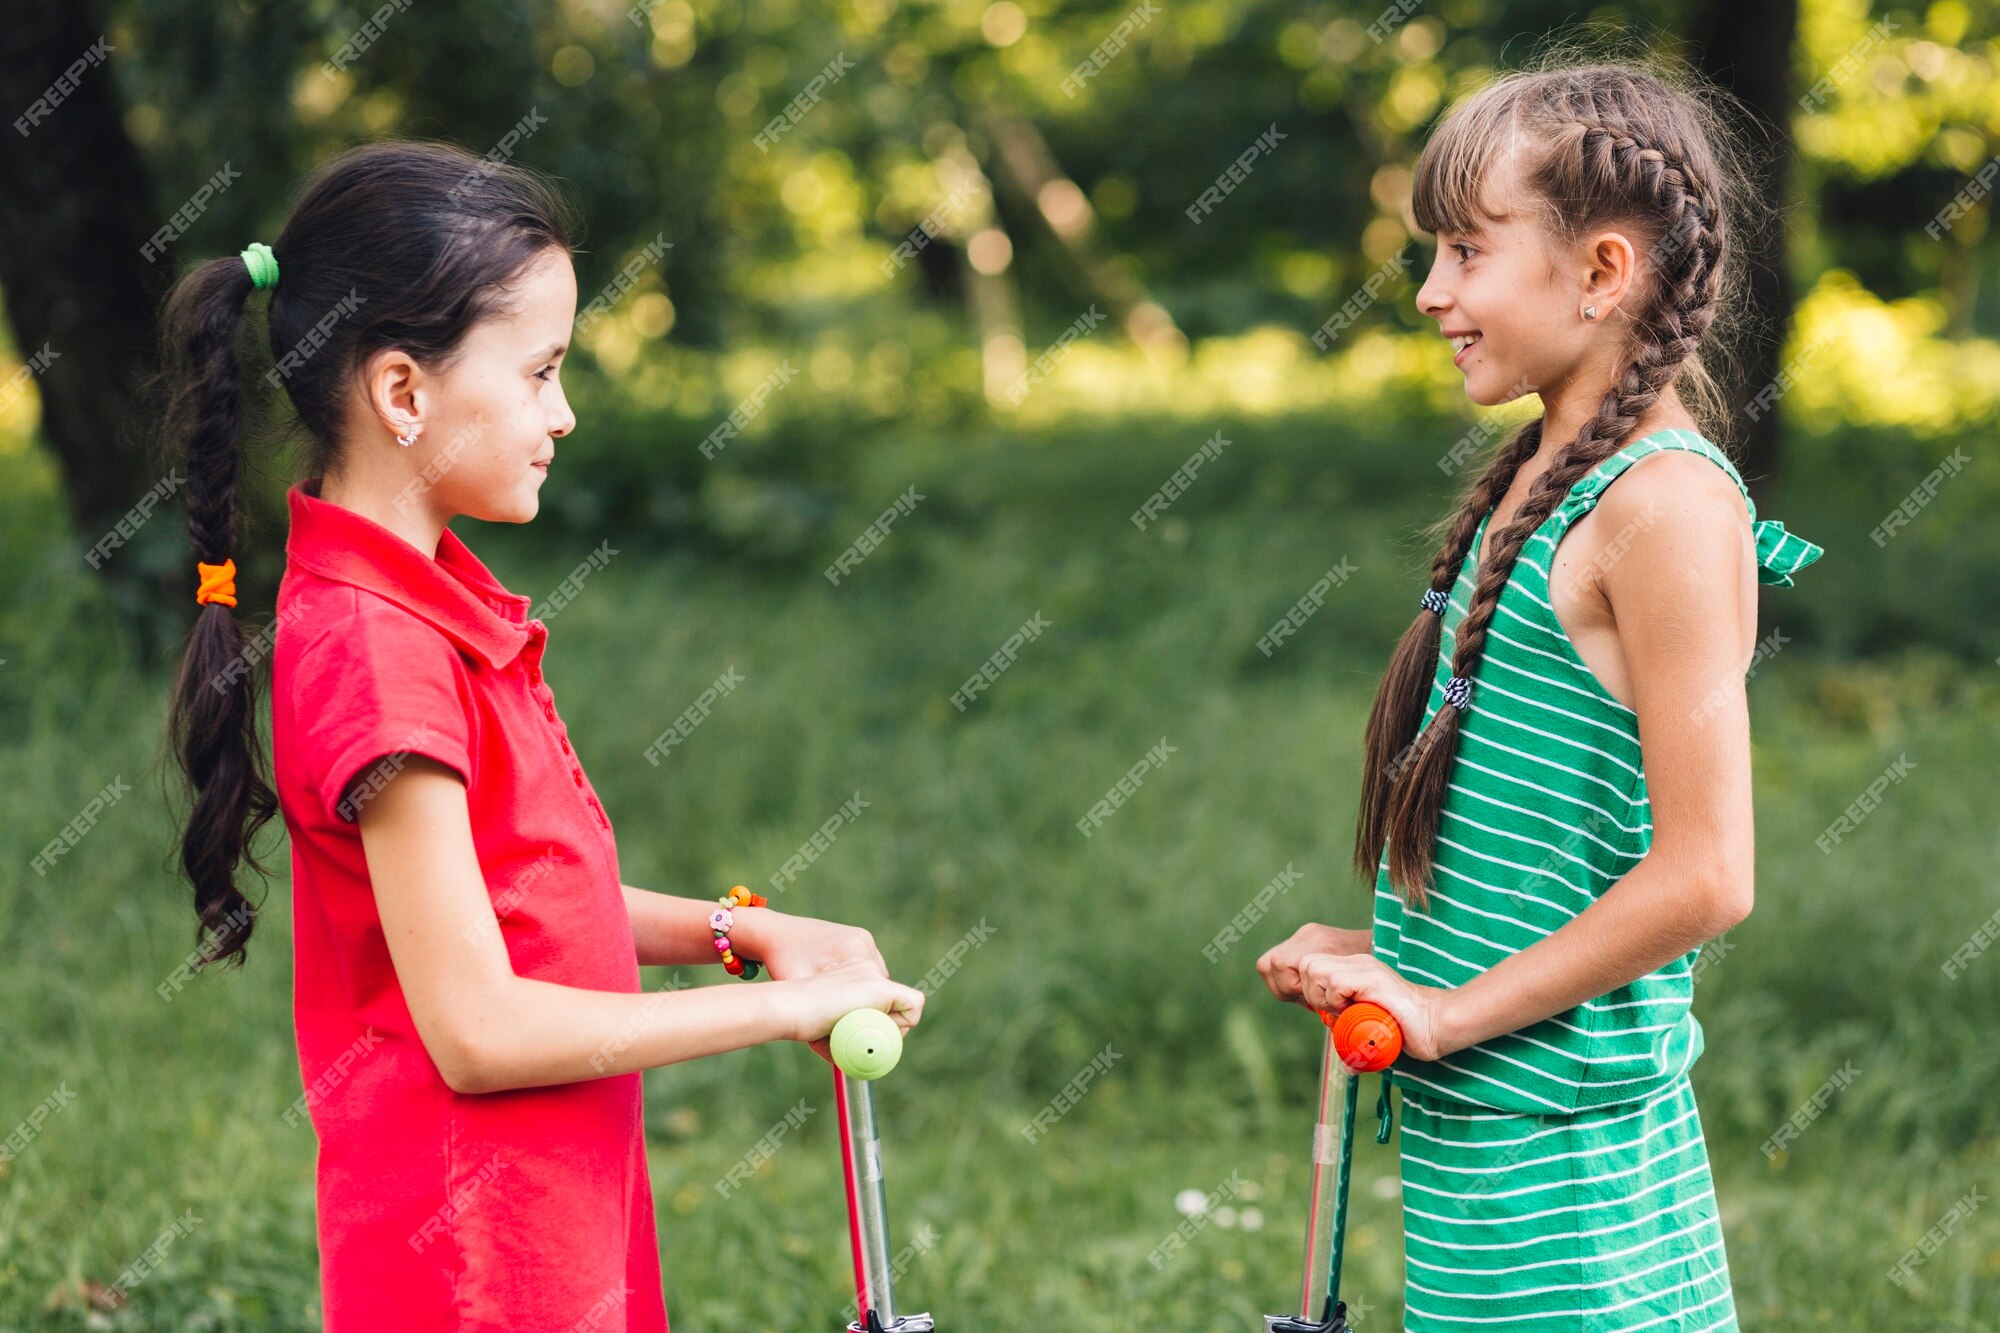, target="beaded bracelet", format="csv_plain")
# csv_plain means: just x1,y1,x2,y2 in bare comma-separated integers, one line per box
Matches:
708,884,767,979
